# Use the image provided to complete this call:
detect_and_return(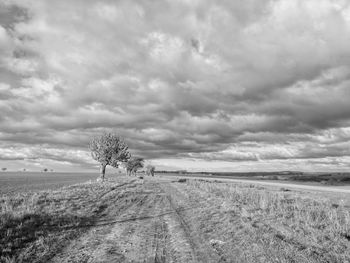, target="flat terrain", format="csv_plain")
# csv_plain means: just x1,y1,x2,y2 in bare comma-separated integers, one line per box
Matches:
159,173,350,191
2,171,350,196
162,174,350,192
0,172,100,195
1,176,350,262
